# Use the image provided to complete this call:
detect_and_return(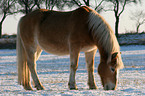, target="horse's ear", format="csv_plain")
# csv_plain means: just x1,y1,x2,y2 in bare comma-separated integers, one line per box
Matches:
111,52,118,60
